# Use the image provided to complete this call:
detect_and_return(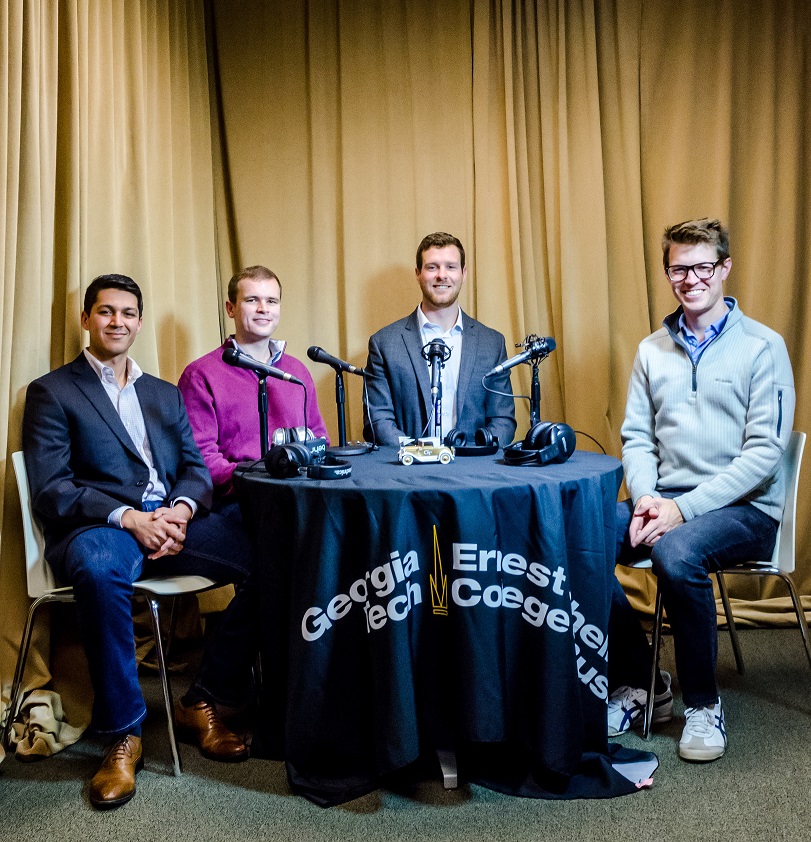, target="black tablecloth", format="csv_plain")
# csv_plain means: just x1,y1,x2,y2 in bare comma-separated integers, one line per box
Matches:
236,448,656,805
